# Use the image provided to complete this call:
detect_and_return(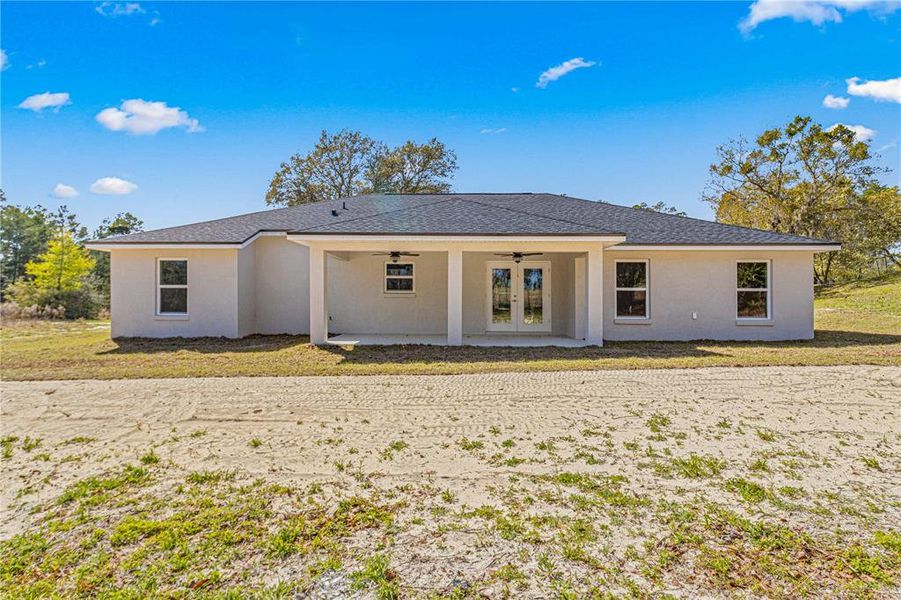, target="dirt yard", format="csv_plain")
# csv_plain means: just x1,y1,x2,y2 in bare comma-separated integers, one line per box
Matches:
2,366,899,598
